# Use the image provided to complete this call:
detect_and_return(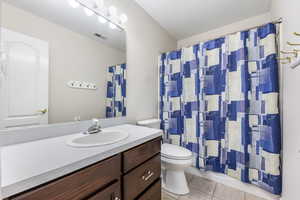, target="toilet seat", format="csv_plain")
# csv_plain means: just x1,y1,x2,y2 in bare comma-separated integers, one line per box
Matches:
161,143,192,160
161,155,193,166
